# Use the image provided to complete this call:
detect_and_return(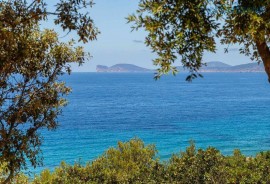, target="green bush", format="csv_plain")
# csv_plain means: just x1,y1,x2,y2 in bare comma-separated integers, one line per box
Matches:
167,143,226,184
33,138,161,184
0,162,29,184
2,138,270,183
